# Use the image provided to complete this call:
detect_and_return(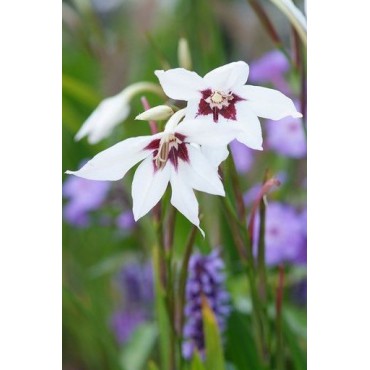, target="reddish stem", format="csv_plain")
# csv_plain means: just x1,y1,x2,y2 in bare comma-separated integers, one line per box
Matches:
248,177,281,243
140,96,159,134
